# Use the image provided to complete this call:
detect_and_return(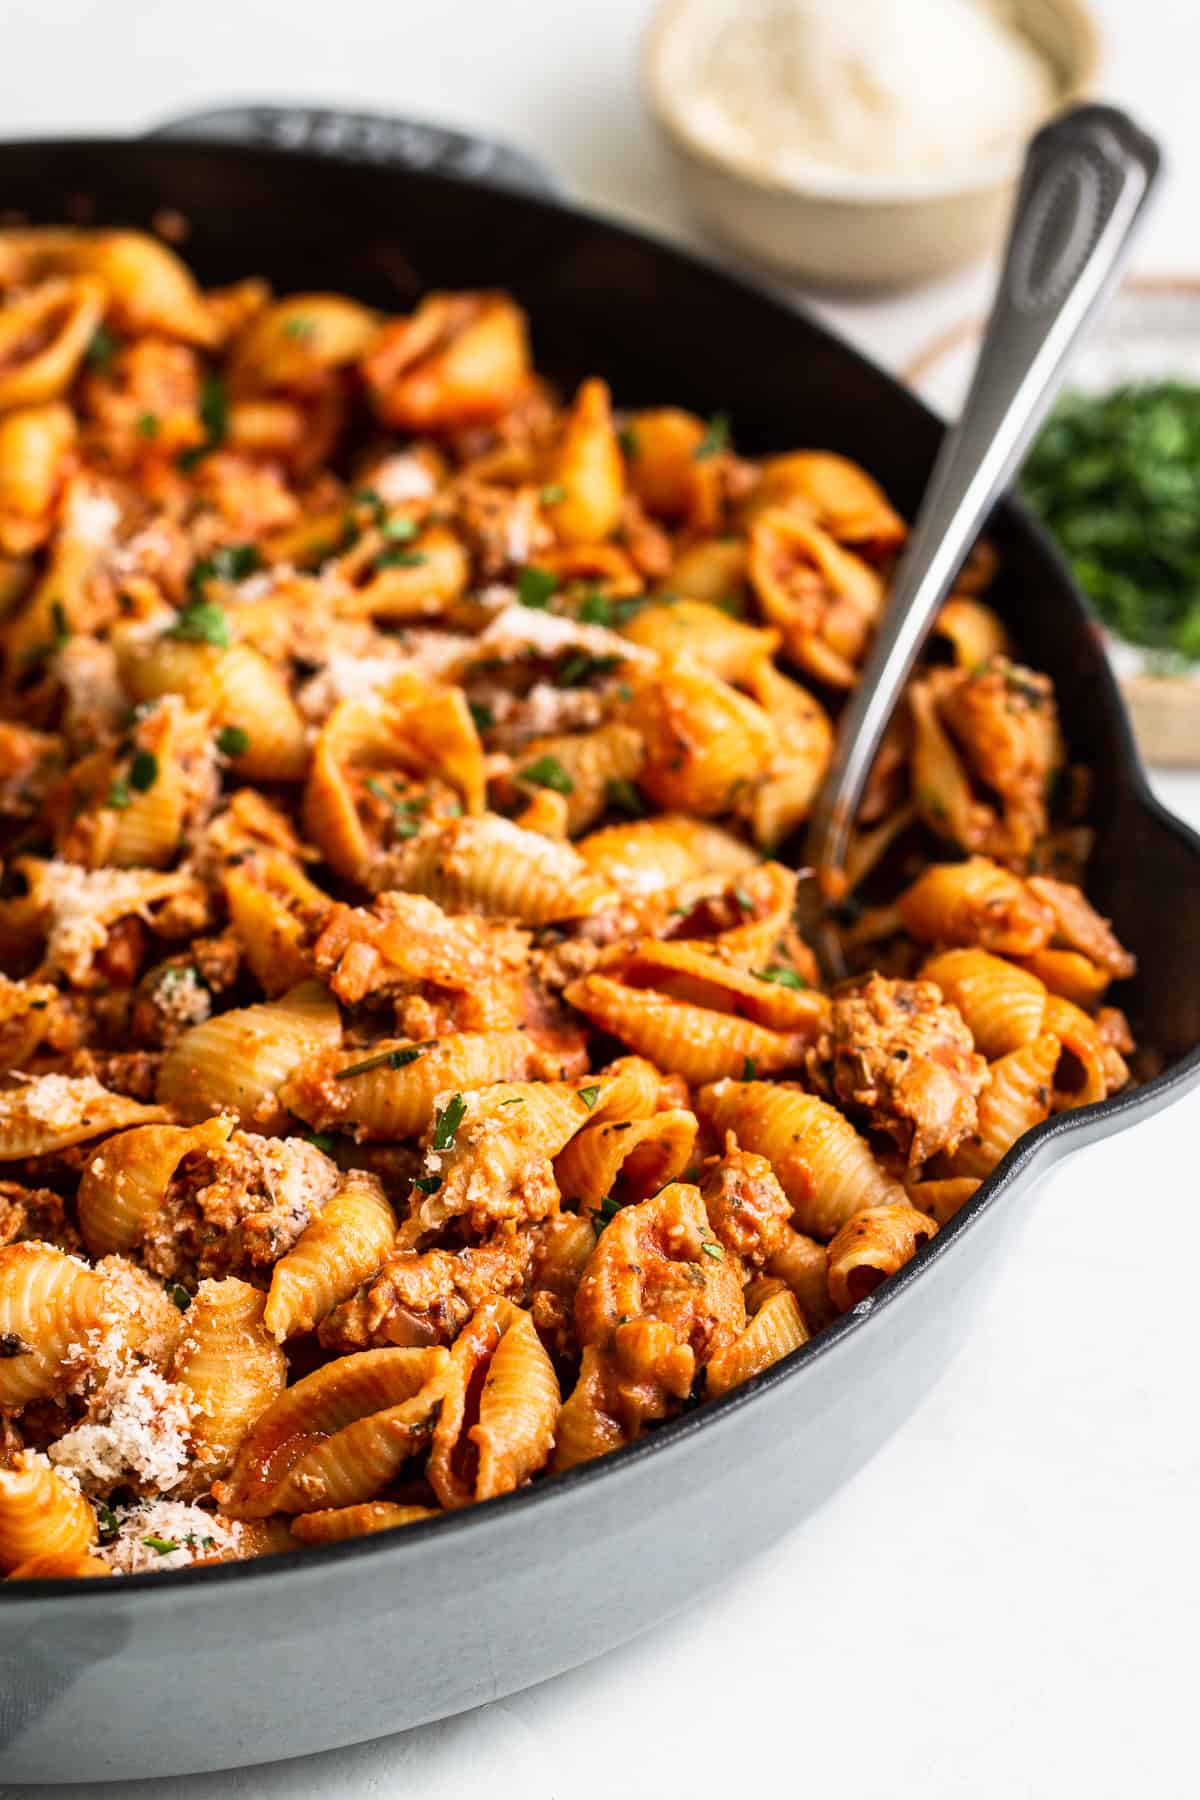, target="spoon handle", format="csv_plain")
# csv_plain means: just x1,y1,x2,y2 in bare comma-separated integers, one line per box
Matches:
805,104,1162,889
